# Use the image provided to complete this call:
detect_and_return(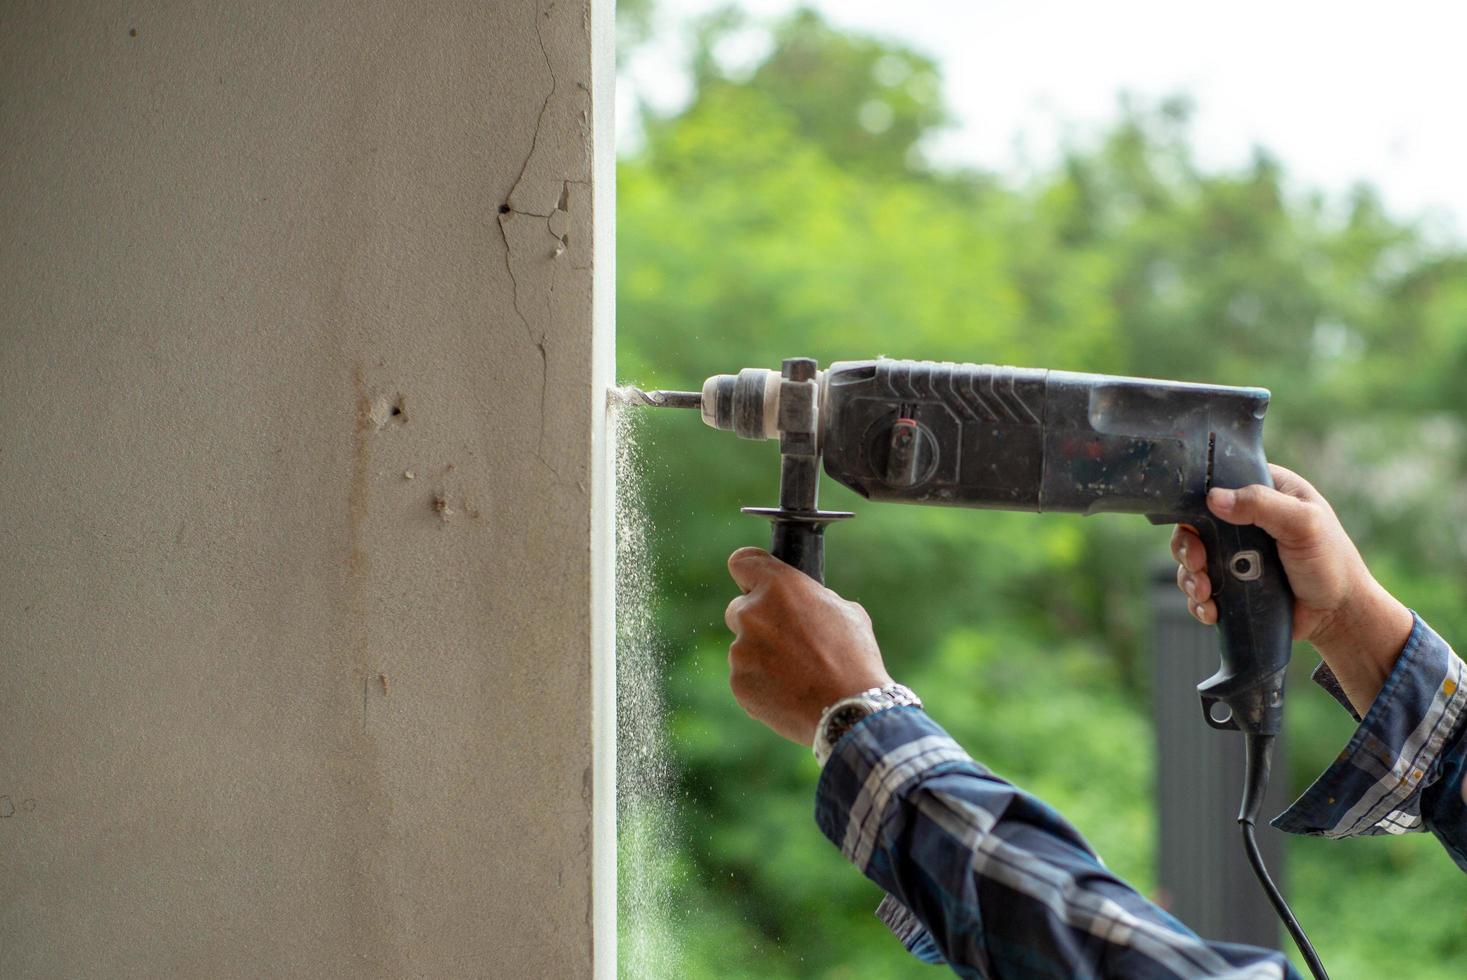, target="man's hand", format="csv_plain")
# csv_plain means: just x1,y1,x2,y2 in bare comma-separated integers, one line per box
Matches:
724,547,892,745
1171,463,1414,714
